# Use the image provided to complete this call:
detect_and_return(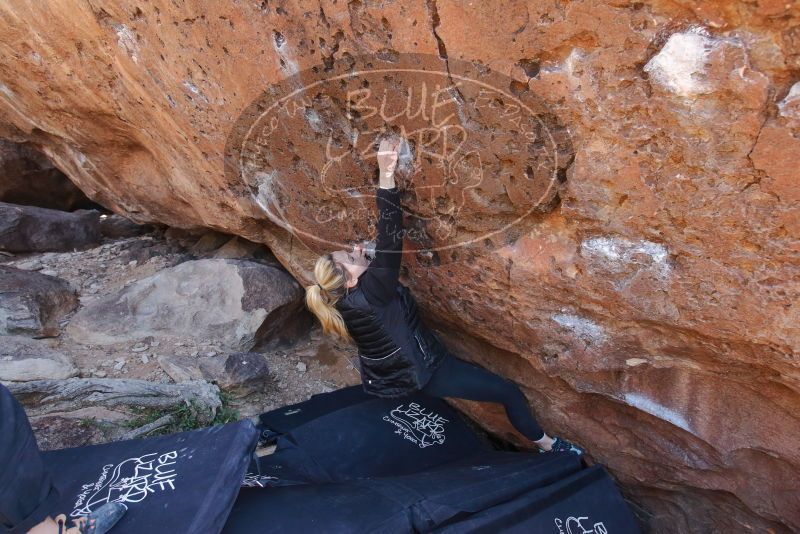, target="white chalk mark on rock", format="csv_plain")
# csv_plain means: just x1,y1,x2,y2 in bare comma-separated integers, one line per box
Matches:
624,393,693,434
113,24,139,63
539,48,589,103
778,82,800,119
304,109,324,133
581,236,670,279
182,81,209,104
644,27,717,98
250,171,286,227
272,33,299,75
0,83,15,99
551,312,608,346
